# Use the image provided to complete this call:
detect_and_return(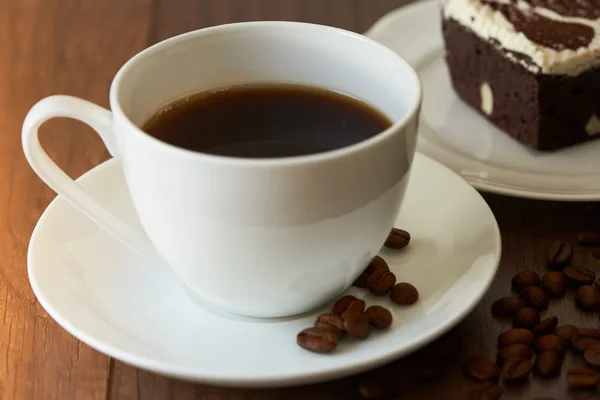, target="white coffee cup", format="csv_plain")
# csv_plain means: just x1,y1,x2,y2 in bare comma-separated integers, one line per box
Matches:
22,22,421,318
